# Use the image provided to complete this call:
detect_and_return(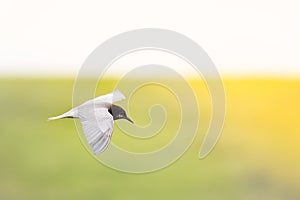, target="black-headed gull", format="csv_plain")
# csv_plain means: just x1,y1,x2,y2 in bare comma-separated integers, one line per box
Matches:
48,90,133,155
